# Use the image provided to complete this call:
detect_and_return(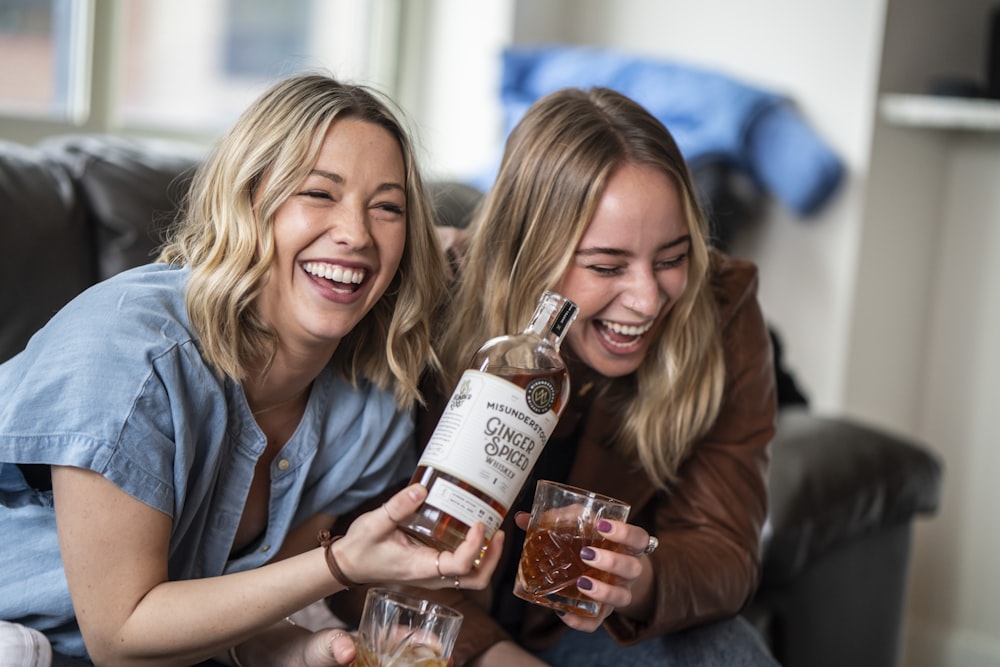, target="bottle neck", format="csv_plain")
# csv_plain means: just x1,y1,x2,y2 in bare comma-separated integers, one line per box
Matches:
525,291,579,351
